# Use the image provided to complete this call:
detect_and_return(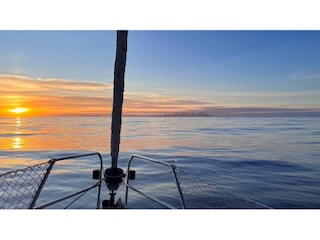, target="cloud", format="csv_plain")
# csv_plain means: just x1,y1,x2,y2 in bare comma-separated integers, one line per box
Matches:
0,74,213,116
123,92,213,115
209,90,320,99
0,74,113,97
0,75,114,116
1,74,319,117
300,74,320,80
289,72,320,81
